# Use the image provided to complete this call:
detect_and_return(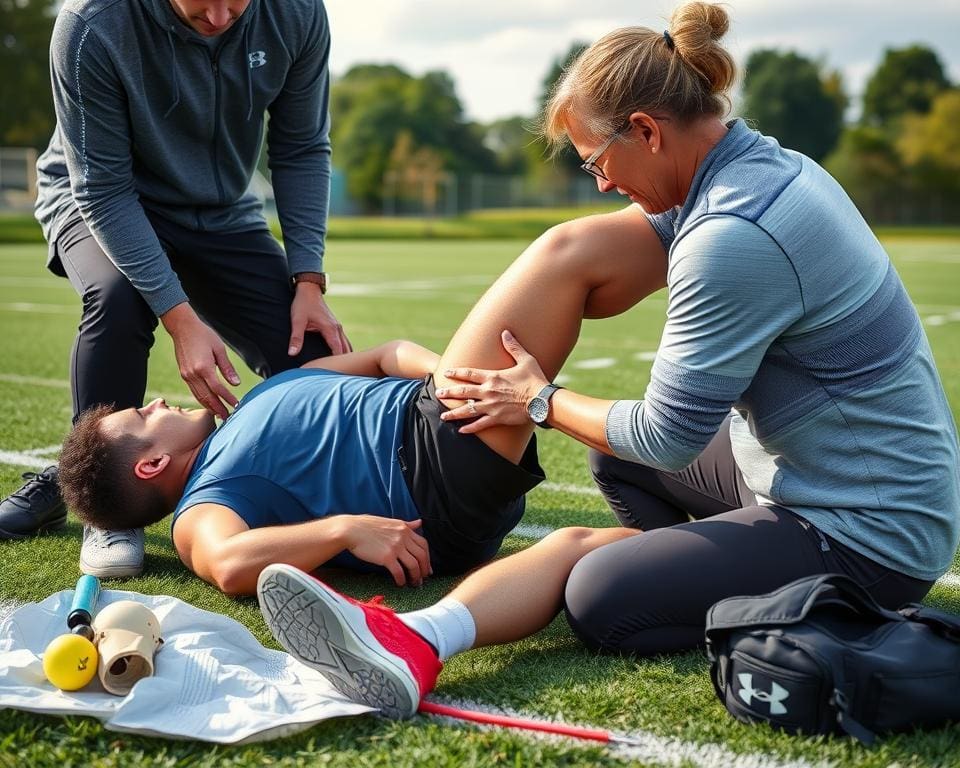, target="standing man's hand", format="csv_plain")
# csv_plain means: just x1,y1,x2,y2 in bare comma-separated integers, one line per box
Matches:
288,278,352,356
161,303,240,419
